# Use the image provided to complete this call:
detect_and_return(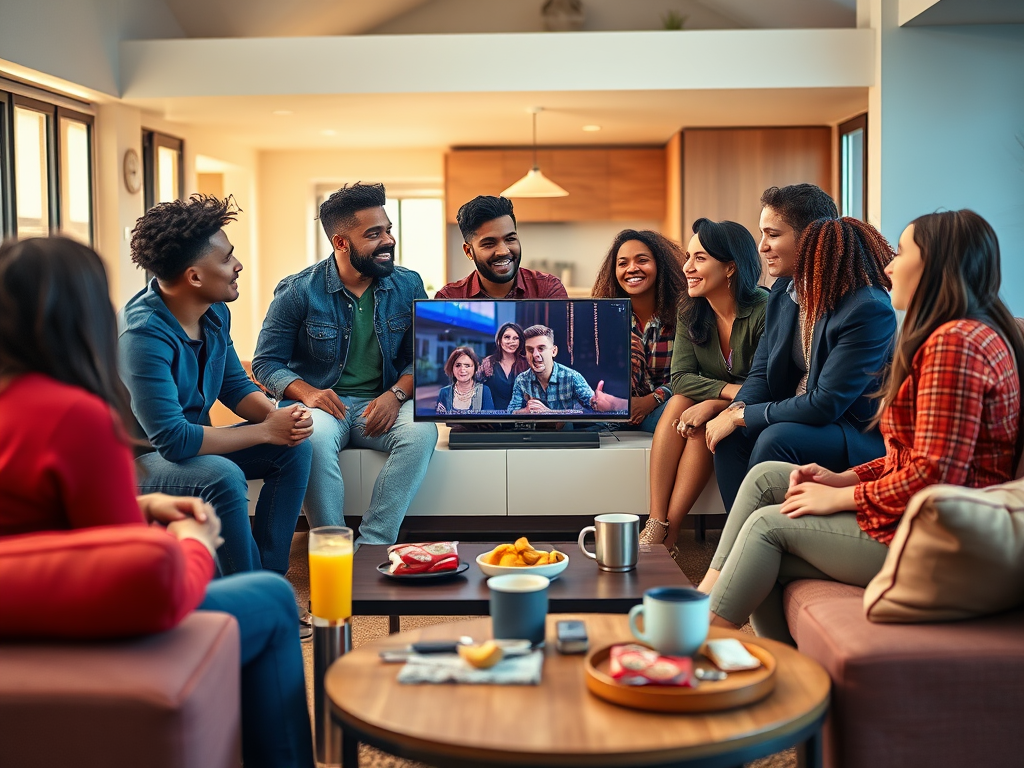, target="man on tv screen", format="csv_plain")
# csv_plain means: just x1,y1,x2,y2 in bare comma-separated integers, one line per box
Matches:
435,196,569,300
507,325,627,415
